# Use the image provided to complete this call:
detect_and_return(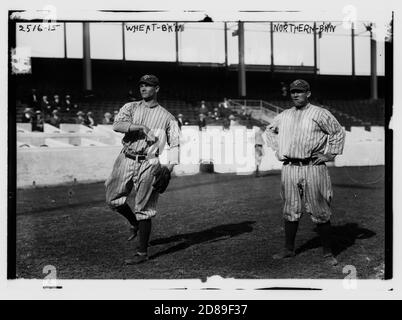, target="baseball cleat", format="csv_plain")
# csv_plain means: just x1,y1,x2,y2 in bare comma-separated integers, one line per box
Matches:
124,252,149,265
272,248,296,260
127,226,139,241
323,253,338,266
